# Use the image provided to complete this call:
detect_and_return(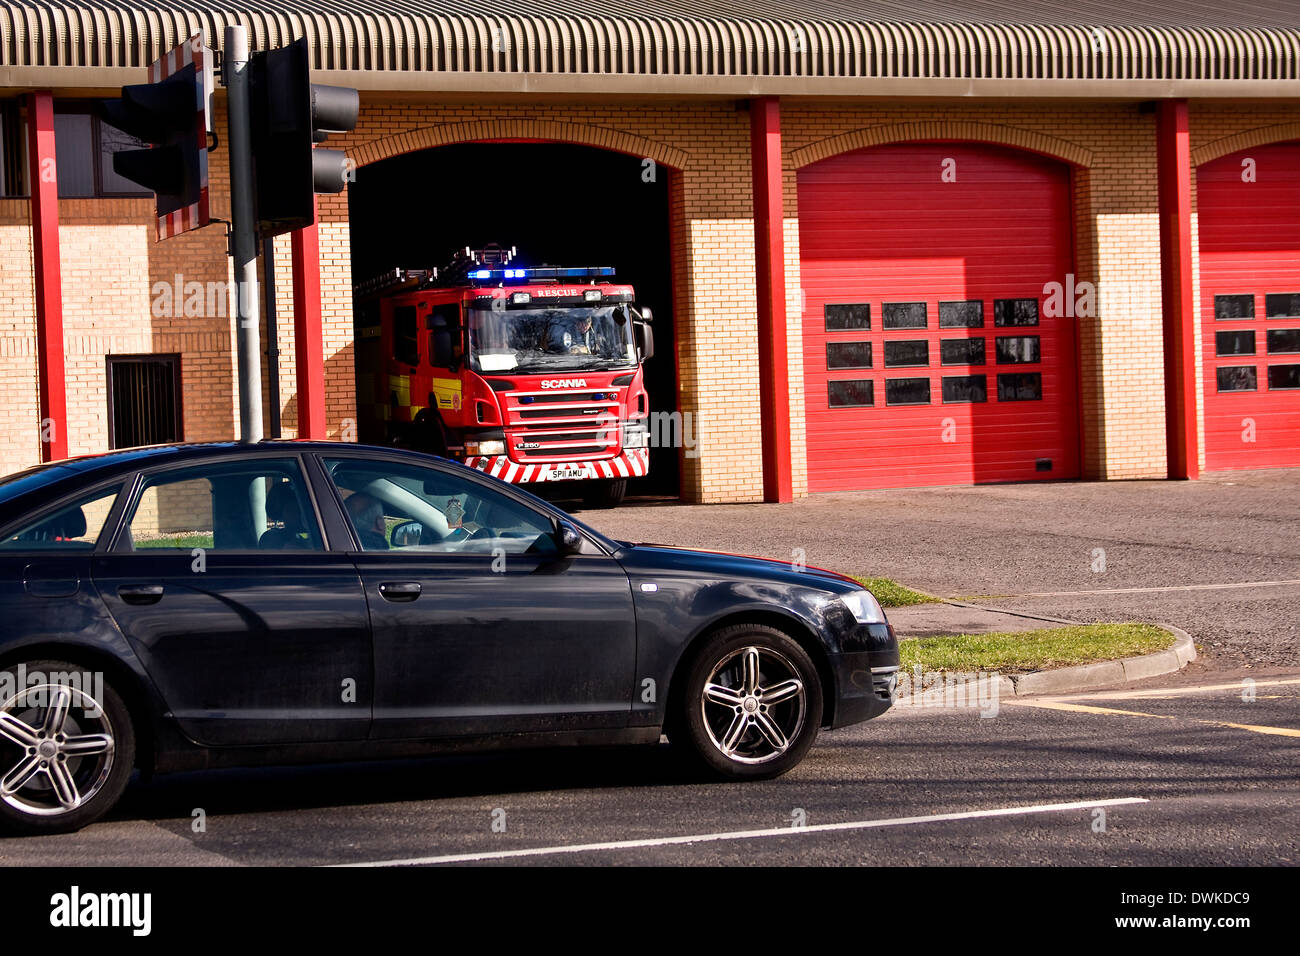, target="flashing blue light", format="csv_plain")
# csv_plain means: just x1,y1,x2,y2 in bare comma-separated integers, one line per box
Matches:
466,264,615,282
